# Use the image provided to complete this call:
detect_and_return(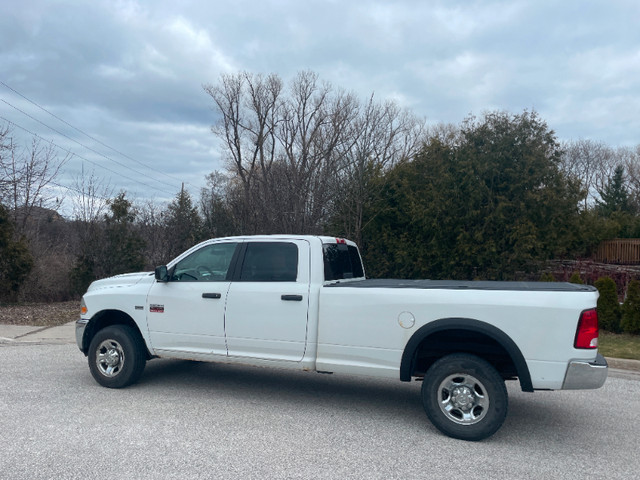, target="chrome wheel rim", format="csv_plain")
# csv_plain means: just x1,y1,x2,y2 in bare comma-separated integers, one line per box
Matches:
95,339,125,377
437,373,489,425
